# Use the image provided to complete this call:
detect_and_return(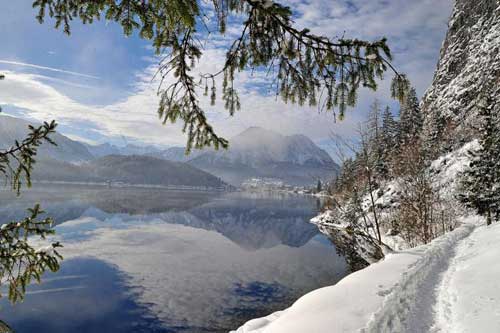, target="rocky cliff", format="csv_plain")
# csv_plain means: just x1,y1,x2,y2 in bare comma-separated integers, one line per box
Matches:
421,0,499,152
